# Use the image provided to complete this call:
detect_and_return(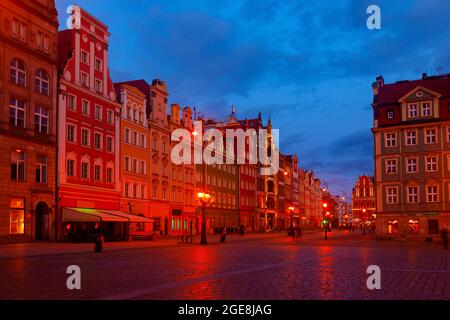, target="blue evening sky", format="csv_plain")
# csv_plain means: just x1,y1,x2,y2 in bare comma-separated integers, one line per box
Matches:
55,0,450,196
